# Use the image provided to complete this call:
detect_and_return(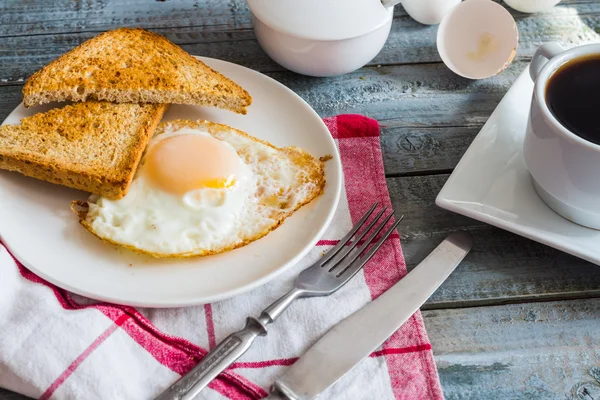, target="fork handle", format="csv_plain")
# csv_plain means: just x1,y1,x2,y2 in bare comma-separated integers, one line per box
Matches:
154,317,267,400
154,288,305,400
